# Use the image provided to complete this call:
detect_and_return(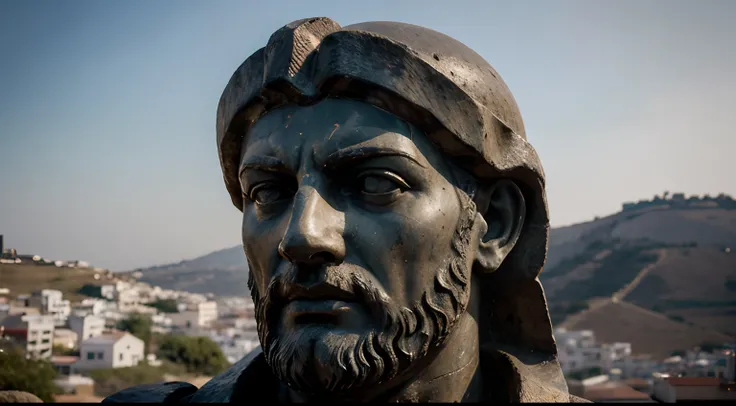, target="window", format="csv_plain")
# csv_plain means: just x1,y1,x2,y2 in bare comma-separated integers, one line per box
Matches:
119,353,123,361
97,352,104,360
41,339,50,344
87,352,95,360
